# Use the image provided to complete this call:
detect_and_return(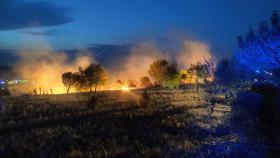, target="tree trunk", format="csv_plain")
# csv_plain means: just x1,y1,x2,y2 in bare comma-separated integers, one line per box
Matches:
67,86,70,94
94,84,97,92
